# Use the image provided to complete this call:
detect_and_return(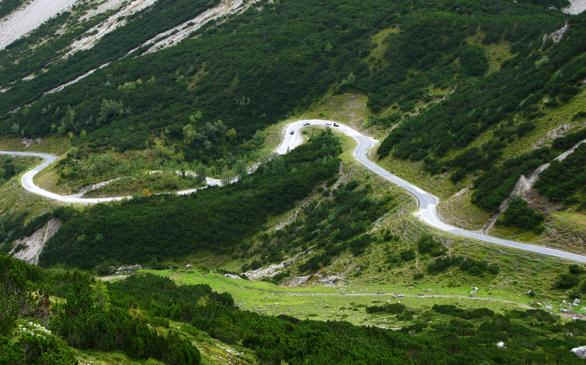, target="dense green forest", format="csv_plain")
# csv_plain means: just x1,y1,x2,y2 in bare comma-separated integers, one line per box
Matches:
473,128,586,212
0,0,25,19
3,255,586,364
40,132,341,268
108,273,586,364
378,13,585,162
243,179,395,274
377,11,586,213
0,0,567,164
0,0,218,99
0,0,581,212
536,143,586,206
0,156,32,184
2,0,586,363
0,256,201,364
1,0,582,222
